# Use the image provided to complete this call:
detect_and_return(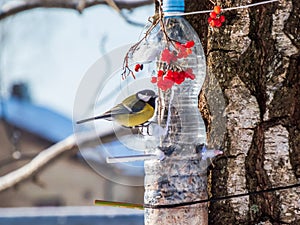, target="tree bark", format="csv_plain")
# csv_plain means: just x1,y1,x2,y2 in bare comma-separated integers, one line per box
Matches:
185,0,299,224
